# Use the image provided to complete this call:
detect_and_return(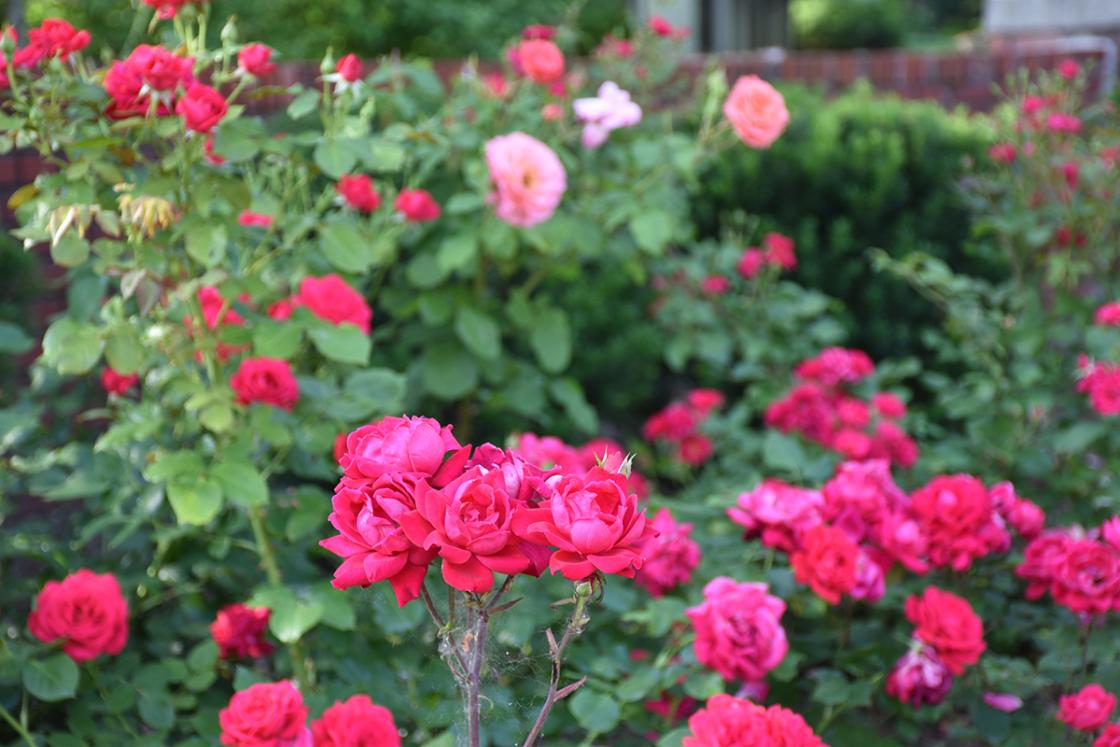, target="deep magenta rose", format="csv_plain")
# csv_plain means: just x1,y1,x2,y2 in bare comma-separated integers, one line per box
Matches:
28,569,128,662
686,577,788,683
338,416,461,484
